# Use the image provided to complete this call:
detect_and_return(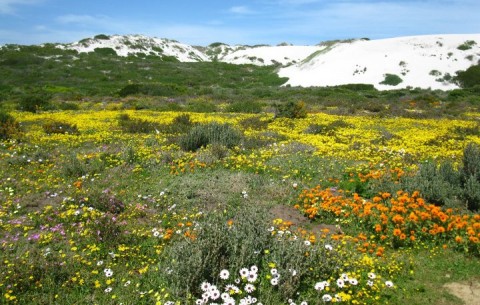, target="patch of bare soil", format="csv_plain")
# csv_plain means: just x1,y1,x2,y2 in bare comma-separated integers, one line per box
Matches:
444,281,480,305
269,204,343,236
